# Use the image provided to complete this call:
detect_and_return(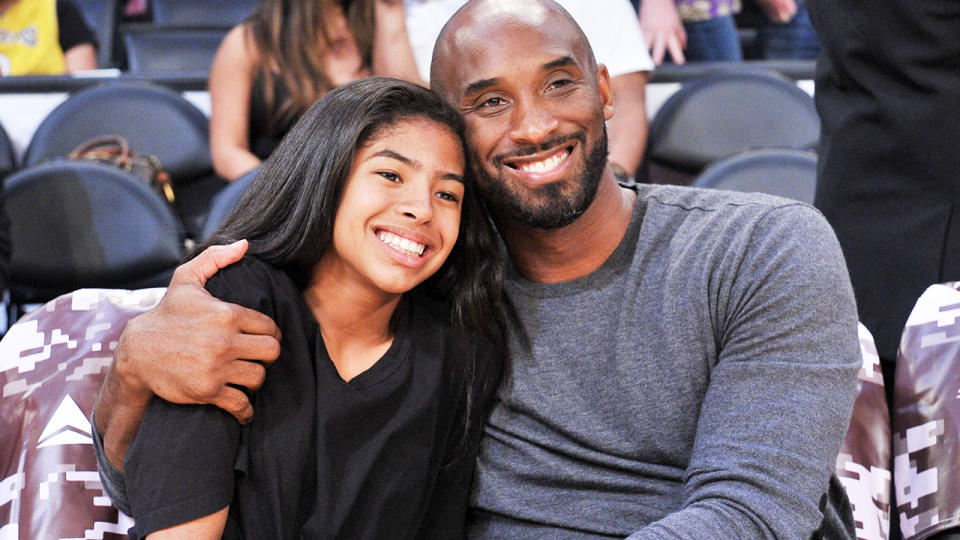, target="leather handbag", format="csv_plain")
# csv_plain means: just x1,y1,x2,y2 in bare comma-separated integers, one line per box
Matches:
68,135,175,203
